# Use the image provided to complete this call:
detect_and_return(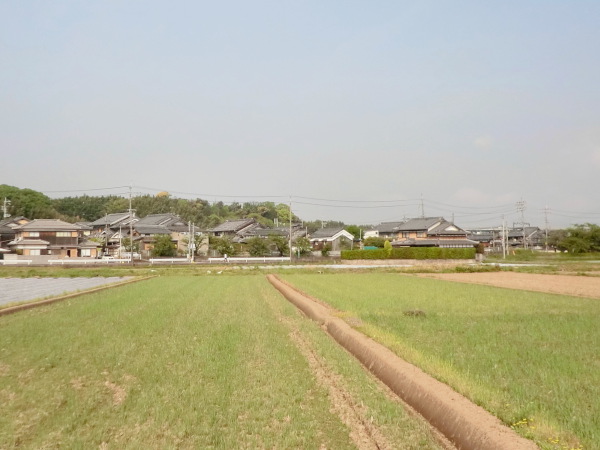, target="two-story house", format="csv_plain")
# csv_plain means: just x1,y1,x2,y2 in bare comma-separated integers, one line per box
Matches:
392,217,477,248
8,219,99,257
